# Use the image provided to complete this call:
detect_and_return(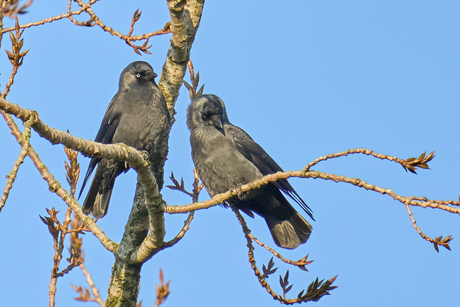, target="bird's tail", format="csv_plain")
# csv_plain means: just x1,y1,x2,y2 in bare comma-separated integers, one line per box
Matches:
82,182,113,219
81,160,121,219
265,212,312,250
82,176,114,219
259,186,313,249
237,184,313,249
